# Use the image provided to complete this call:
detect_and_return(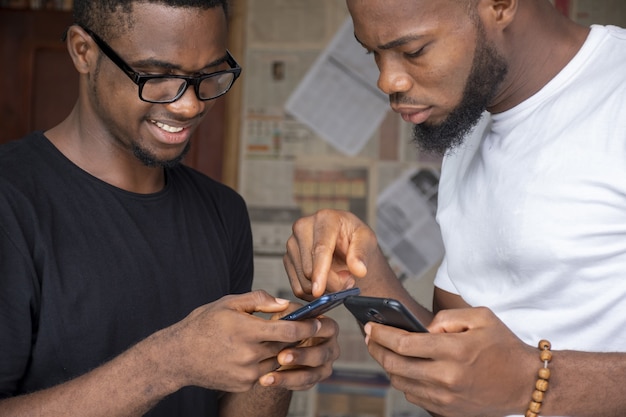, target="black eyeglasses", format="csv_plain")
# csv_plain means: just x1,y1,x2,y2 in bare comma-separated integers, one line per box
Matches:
80,25,242,104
